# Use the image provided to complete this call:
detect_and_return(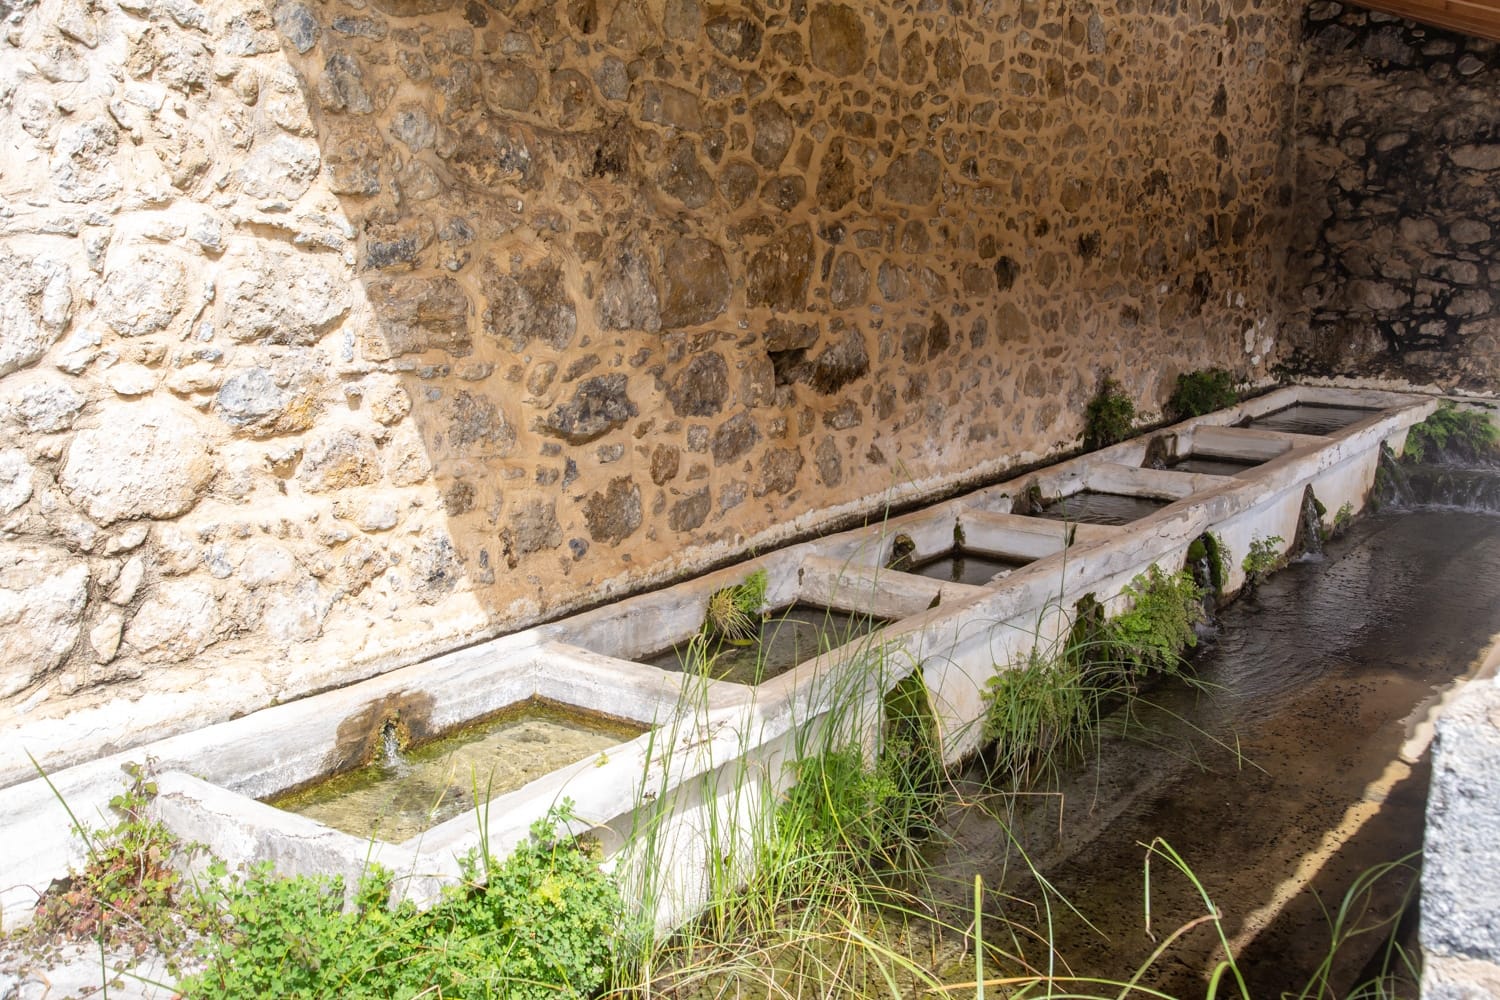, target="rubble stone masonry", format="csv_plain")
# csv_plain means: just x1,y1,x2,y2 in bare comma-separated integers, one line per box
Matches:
1287,4,1500,389
0,0,1299,774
